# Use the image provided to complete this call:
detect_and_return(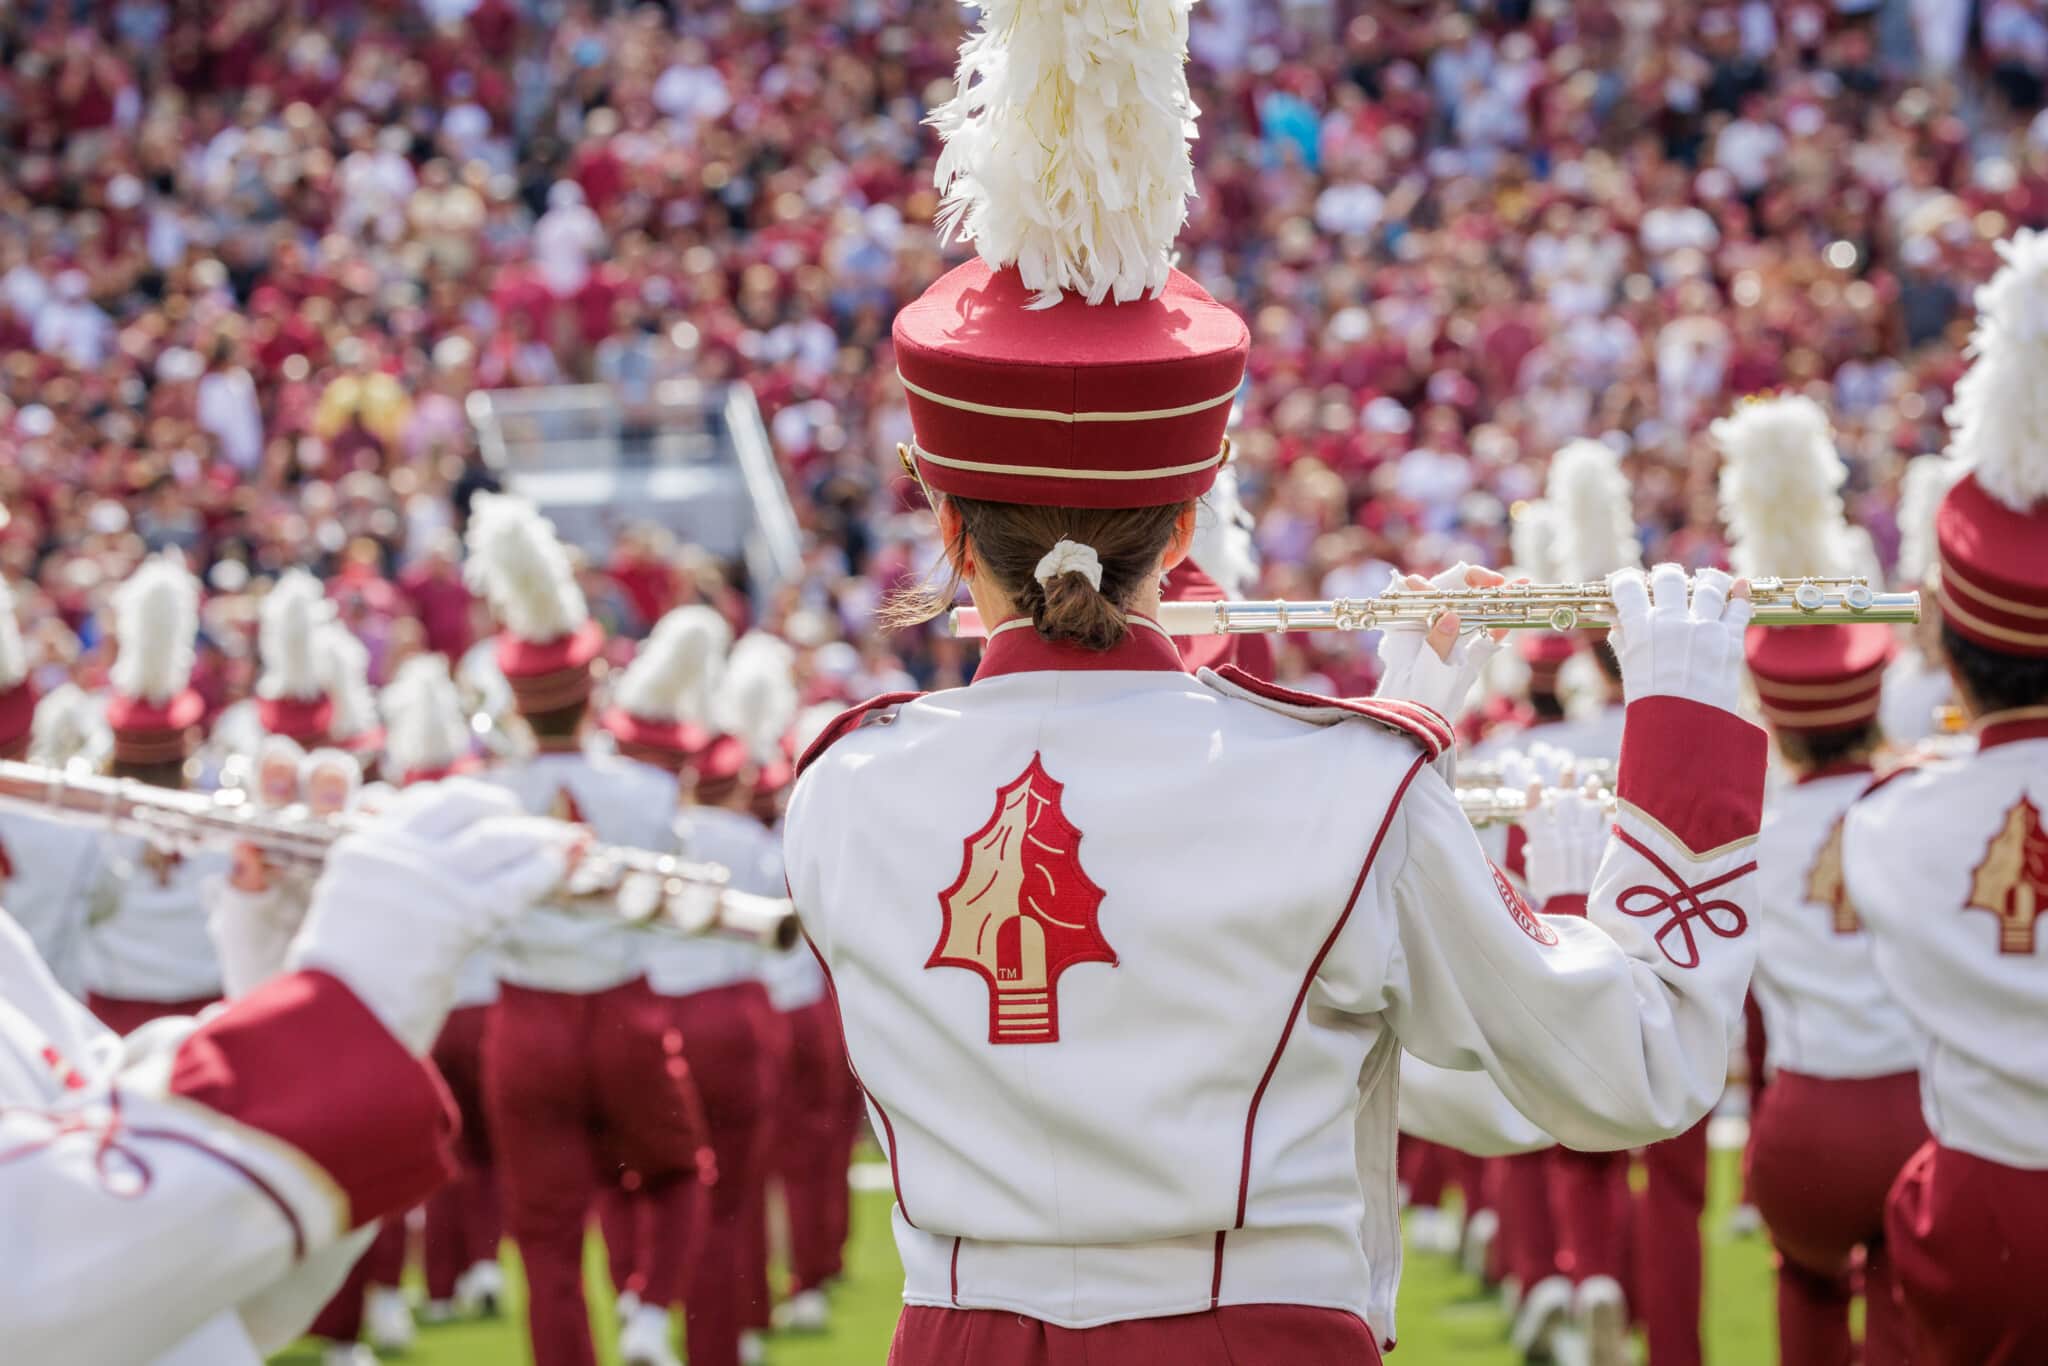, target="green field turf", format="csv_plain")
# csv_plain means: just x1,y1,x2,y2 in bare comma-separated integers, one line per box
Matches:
272,1148,1778,1365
